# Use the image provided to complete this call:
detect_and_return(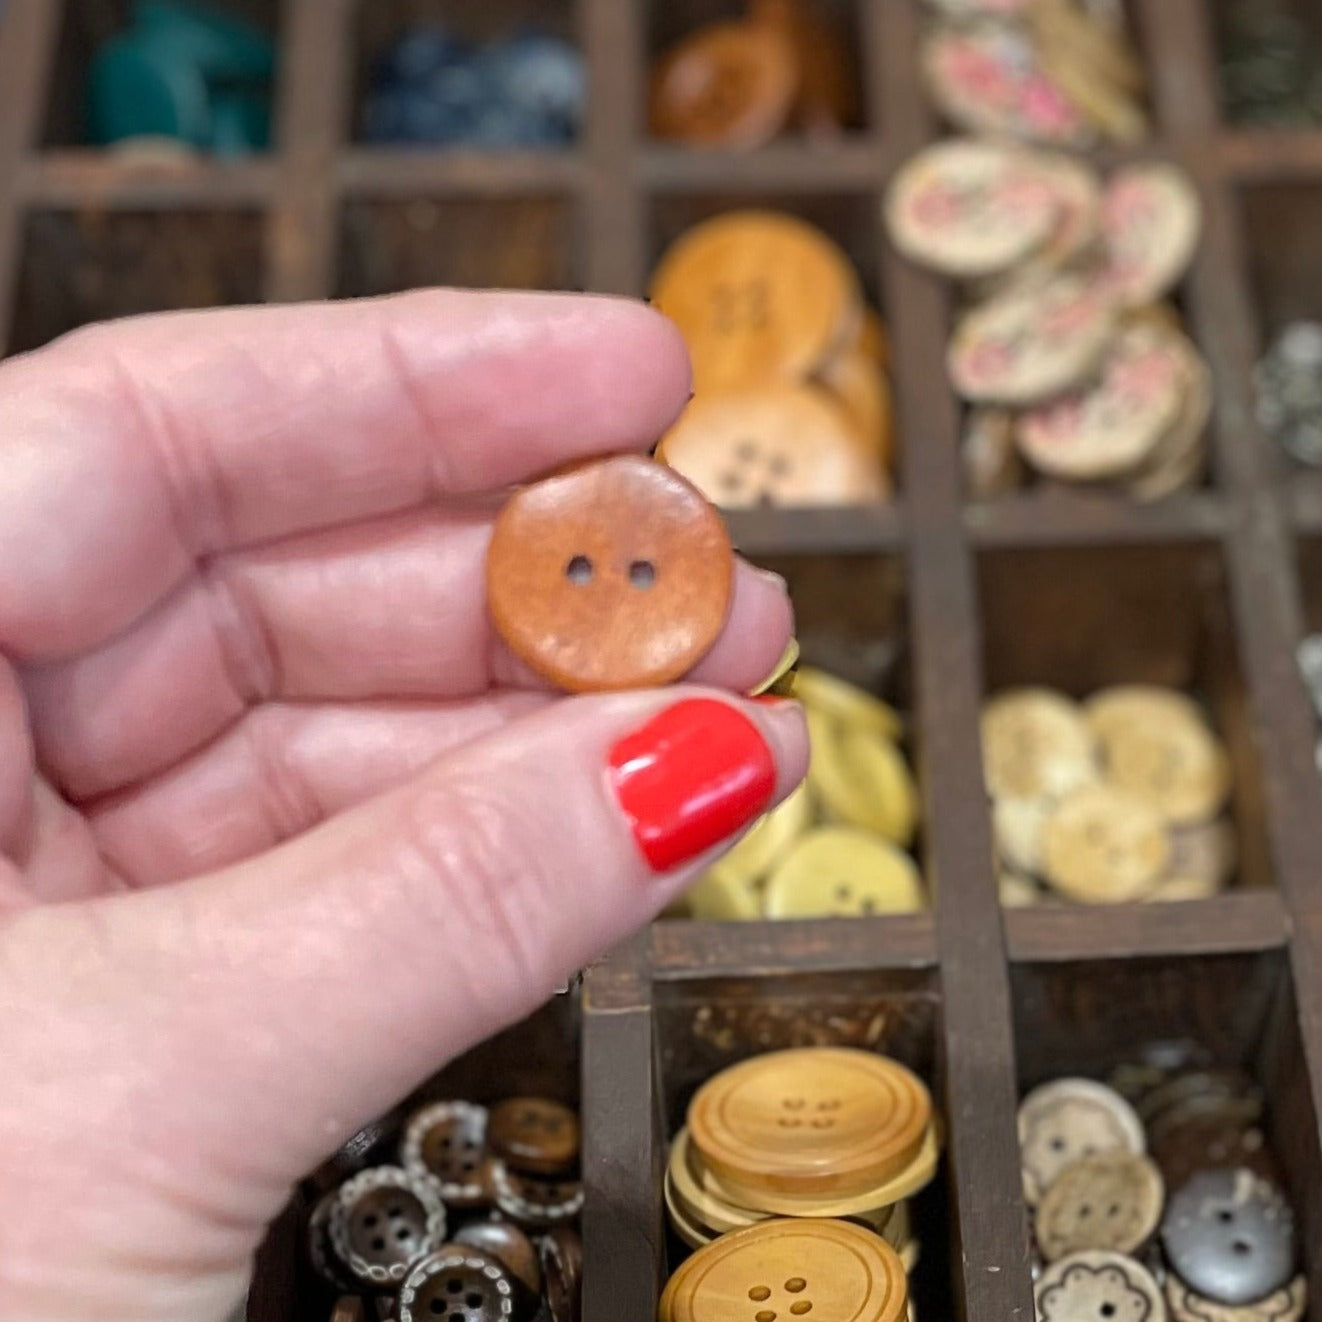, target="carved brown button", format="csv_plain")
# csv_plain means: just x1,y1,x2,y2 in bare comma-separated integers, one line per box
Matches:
538,1228,584,1322
485,455,734,692
491,1161,585,1228
488,1098,580,1177
329,1166,448,1289
401,1101,495,1209
398,1246,519,1322
454,1220,543,1297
